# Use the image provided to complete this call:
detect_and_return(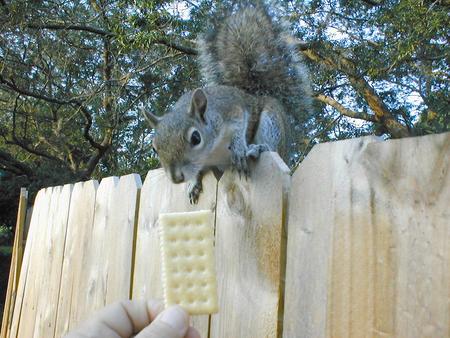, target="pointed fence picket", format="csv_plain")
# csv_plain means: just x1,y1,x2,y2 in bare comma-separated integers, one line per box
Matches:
1,132,449,338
